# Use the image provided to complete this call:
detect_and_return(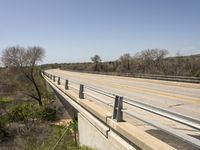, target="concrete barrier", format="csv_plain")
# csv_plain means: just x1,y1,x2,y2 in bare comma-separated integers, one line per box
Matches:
78,113,137,150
